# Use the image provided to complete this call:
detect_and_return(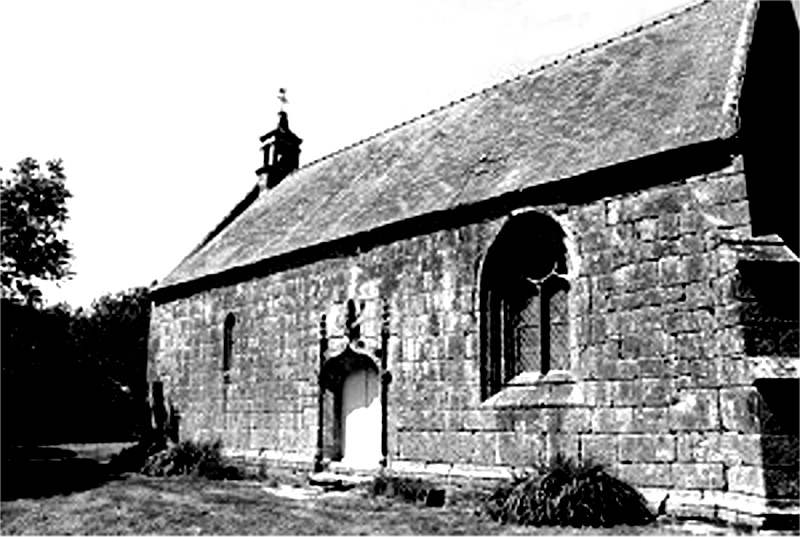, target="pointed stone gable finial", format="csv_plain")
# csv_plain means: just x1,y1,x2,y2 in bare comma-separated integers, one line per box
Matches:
345,299,365,345
256,87,302,190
